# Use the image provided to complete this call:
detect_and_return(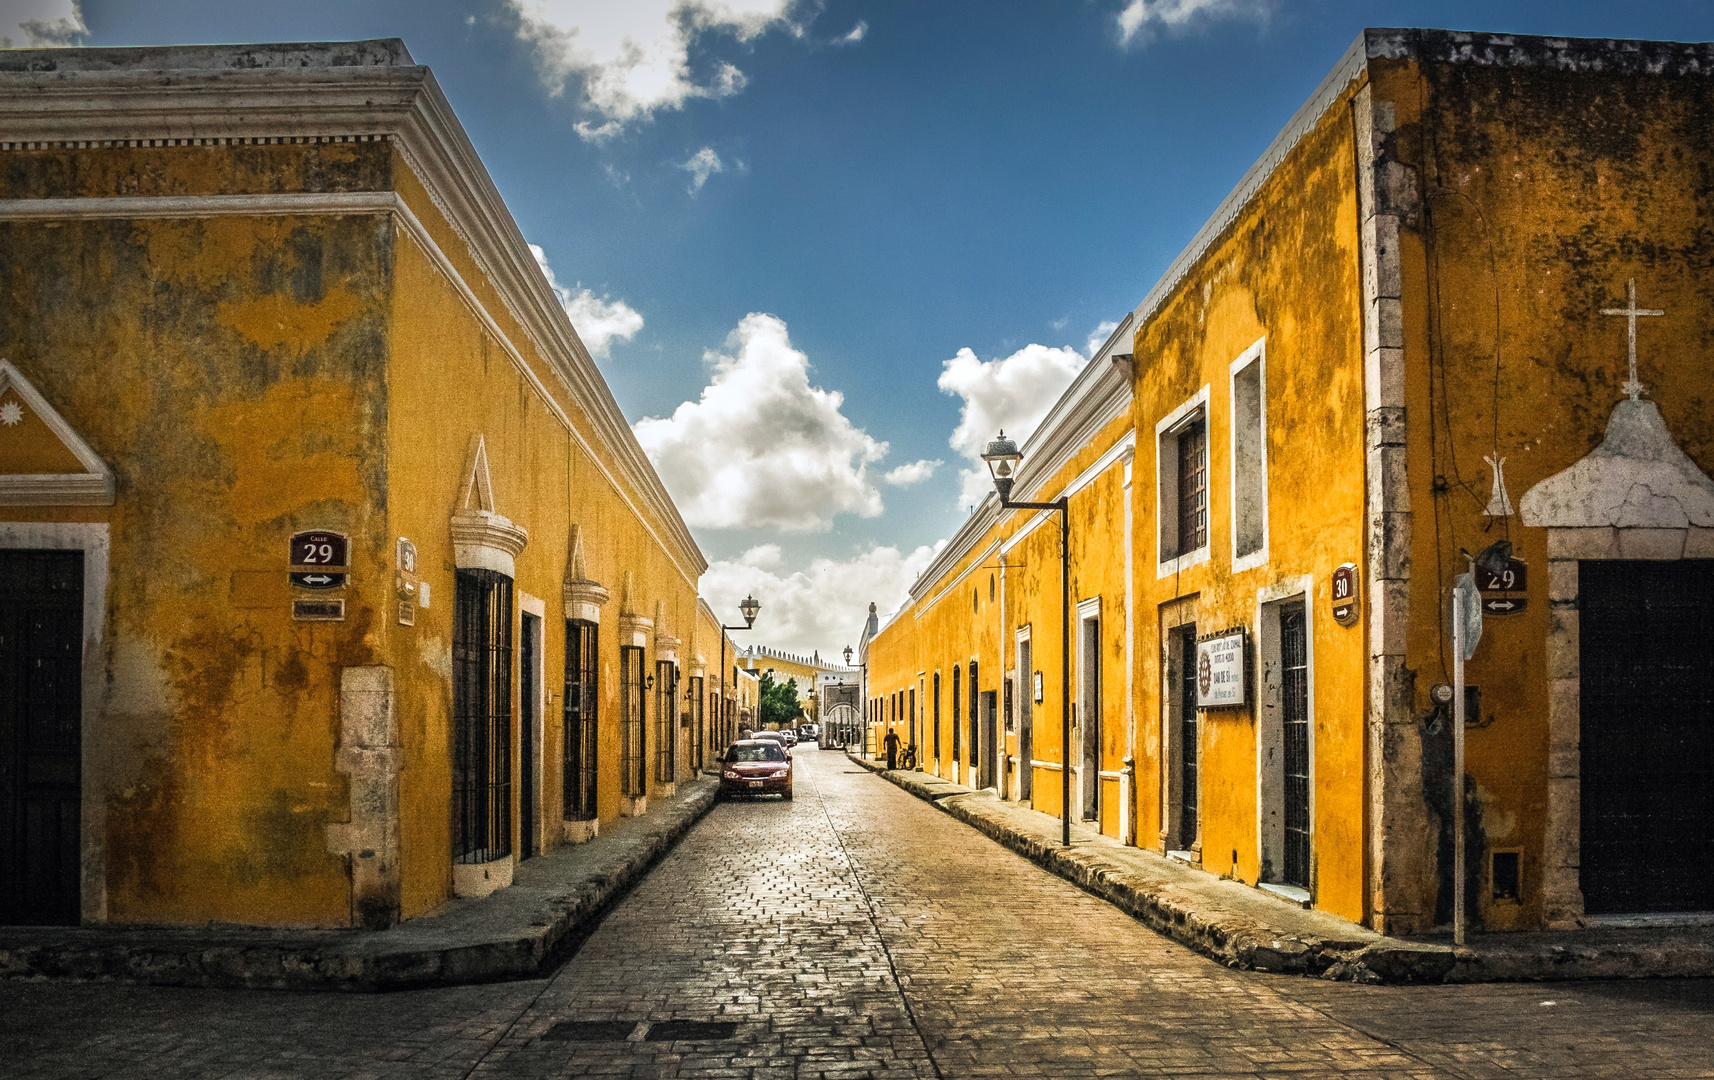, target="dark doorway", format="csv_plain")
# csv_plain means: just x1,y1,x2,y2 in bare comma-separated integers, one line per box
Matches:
968,661,979,778
1,550,83,925
1580,559,1714,913
620,646,646,798
980,690,998,789
1178,624,1198,848
564,621,597,822
1081,616,1100,822
1281,603,1310,888
453,569,512,866
519,612,539,860
1018,640,1033,801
